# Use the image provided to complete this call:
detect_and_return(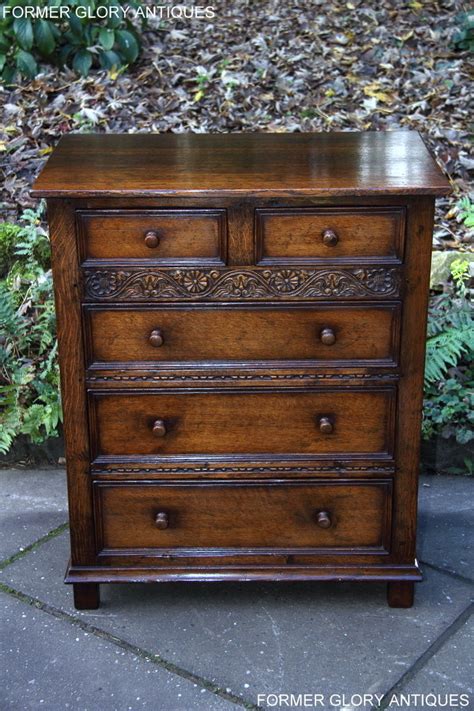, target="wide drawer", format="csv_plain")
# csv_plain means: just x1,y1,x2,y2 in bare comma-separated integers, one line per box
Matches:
85,304,400,366
256,207,405,264
93,480,392,552
90,388,395,458
78,209,226,263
